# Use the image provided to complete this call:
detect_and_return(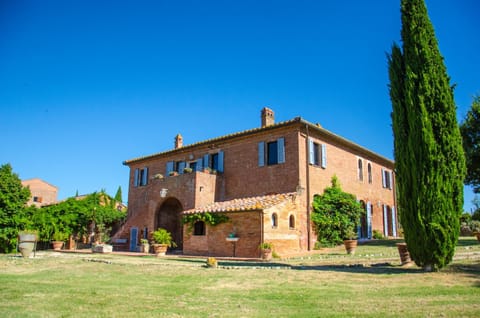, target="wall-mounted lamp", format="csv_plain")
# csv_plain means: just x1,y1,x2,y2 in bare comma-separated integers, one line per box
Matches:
160,188,168,198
